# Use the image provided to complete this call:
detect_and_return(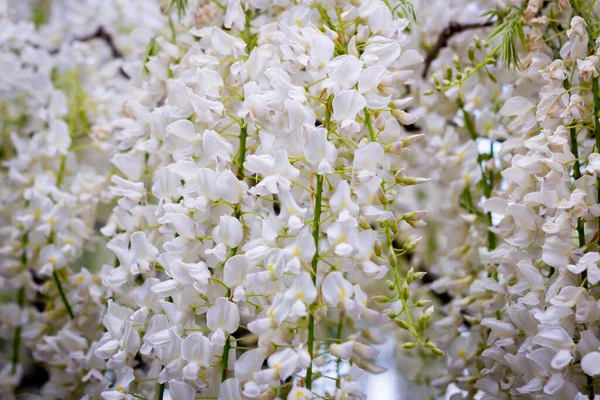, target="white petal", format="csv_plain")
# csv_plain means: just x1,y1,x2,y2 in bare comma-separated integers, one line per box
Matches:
582,352,600,376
